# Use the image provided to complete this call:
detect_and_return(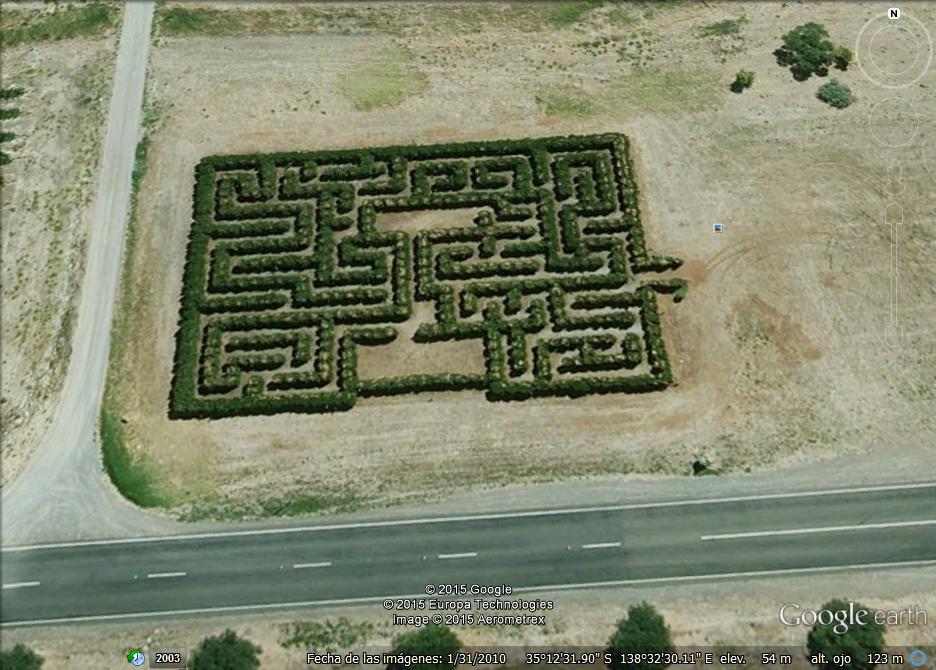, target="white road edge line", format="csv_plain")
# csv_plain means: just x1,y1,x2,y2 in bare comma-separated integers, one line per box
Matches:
702,518,936,541
4,559,935,627
146,572,187,579
293,562,332,569
1,582,40,590
5,480,935,553
437,552,478,560
582,542,621,549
